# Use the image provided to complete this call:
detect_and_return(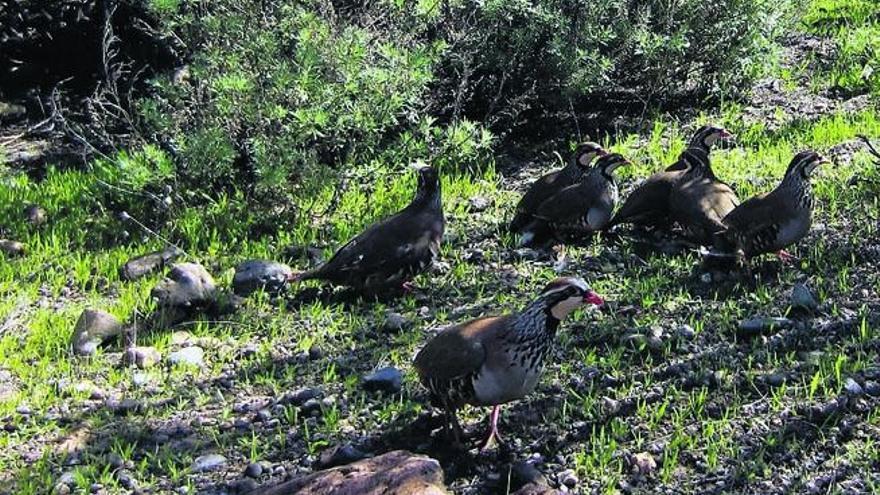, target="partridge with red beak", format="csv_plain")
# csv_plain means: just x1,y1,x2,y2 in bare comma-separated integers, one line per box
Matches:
413,277,604,449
